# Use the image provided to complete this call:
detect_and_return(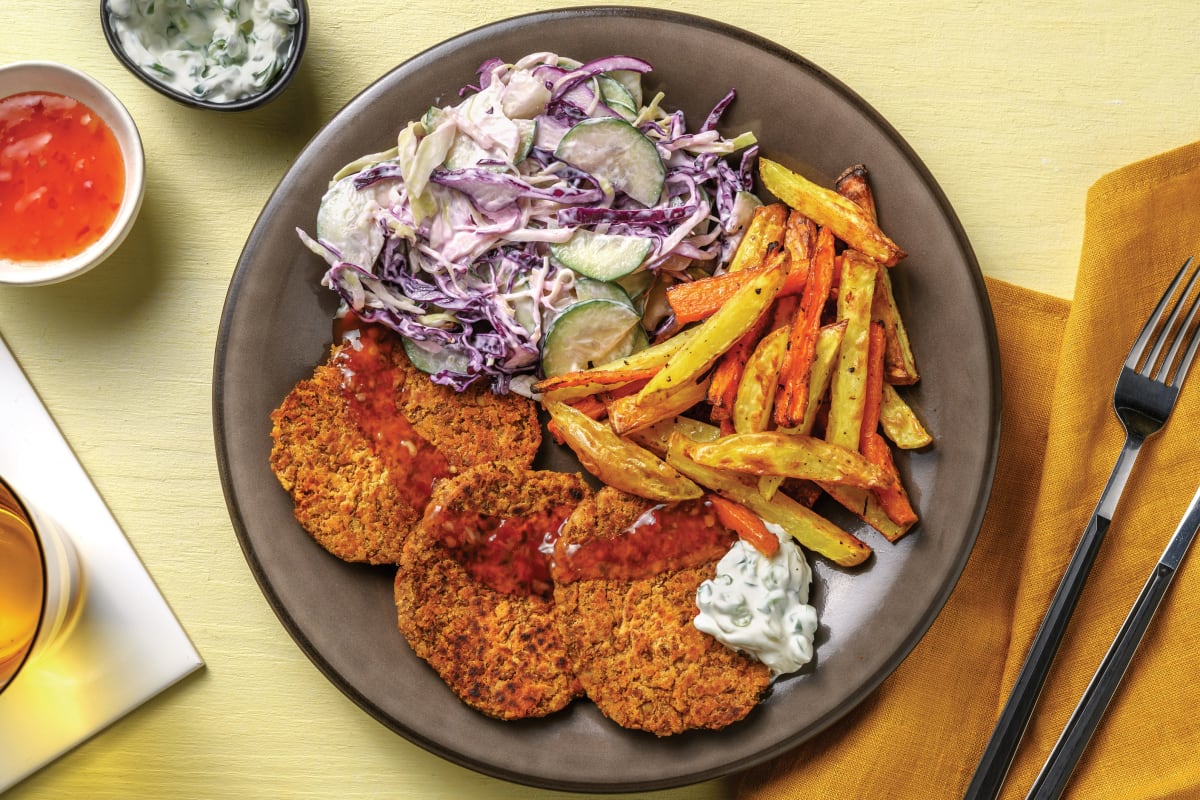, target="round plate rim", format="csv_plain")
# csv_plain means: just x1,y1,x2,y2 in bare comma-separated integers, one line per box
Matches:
213,6,1002,792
